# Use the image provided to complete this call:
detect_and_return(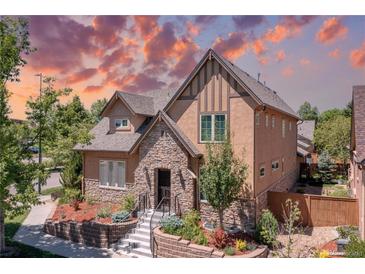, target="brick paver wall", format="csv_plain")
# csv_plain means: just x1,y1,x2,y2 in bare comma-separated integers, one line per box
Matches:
153,227,268,258
43,219,137,248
